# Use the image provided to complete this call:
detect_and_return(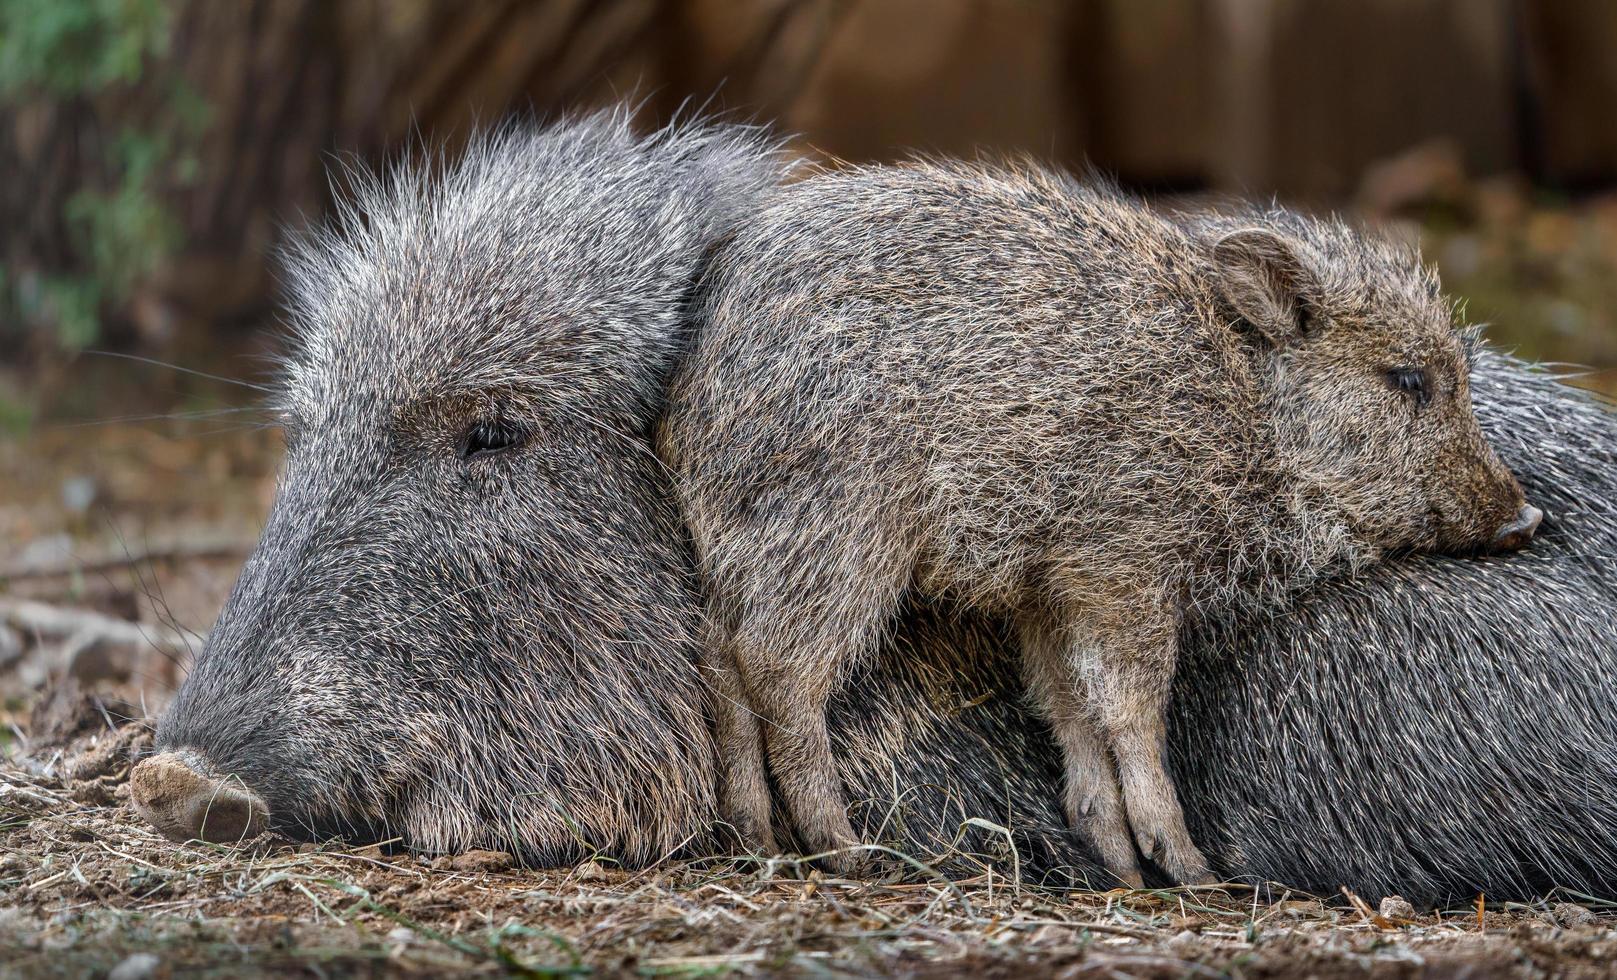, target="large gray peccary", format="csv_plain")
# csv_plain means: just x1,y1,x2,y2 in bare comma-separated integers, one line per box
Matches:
660,160,1539,886
128,110,784,865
